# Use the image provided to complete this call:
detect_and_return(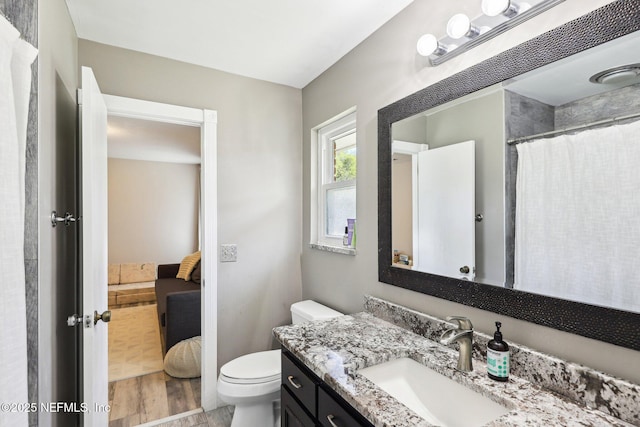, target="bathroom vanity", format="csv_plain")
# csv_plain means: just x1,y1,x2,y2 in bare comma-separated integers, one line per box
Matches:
273,297,639,426
281,349,373,427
